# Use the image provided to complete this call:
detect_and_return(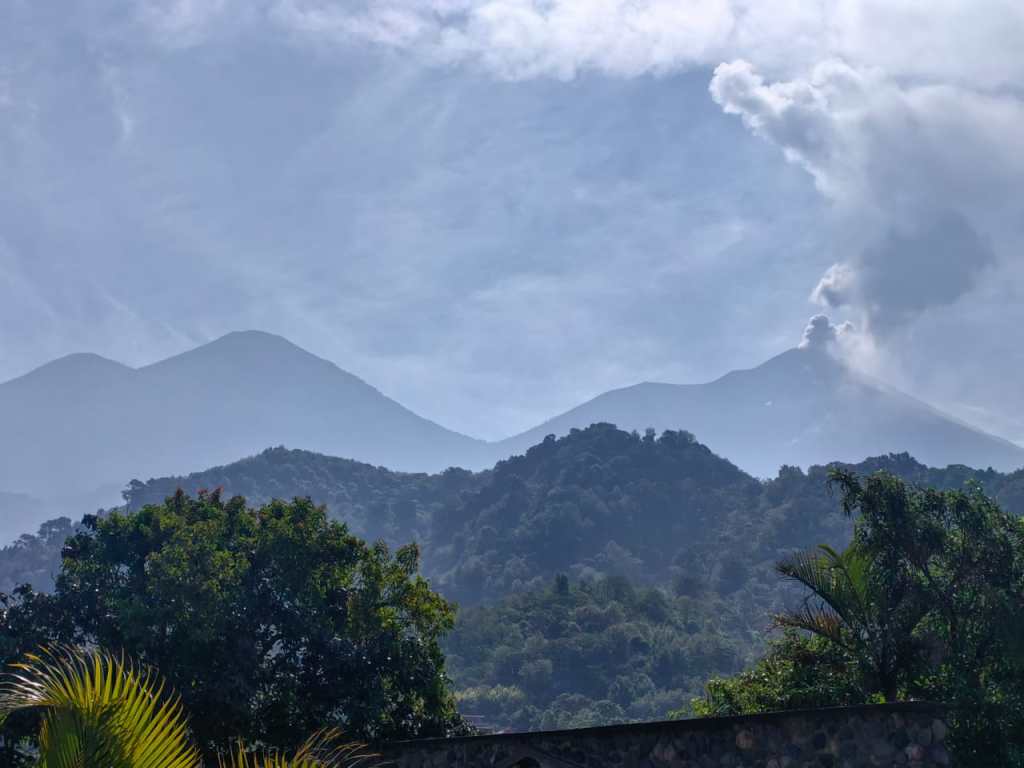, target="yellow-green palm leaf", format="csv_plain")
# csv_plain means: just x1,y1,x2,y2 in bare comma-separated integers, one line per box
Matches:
217,729,380,768
0,646,200,768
